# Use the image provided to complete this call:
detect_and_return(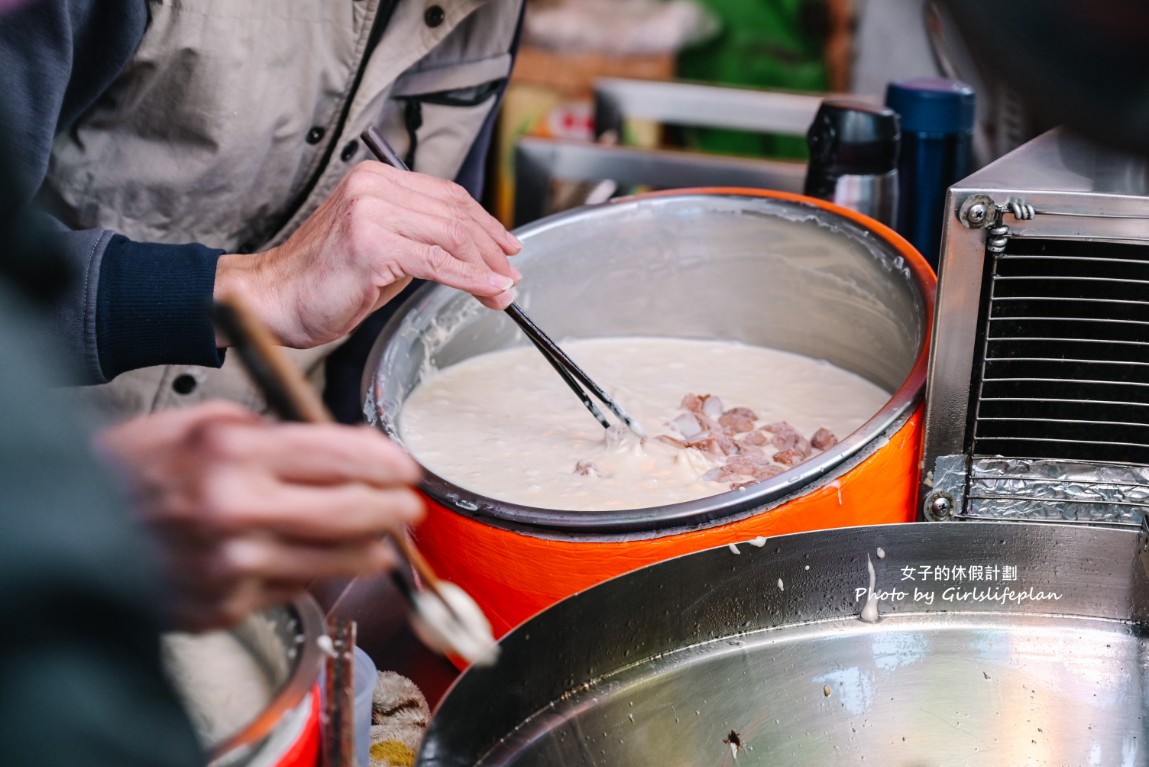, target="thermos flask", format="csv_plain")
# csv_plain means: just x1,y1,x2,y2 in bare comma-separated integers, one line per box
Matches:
885,77,975,268
803,98,900,227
